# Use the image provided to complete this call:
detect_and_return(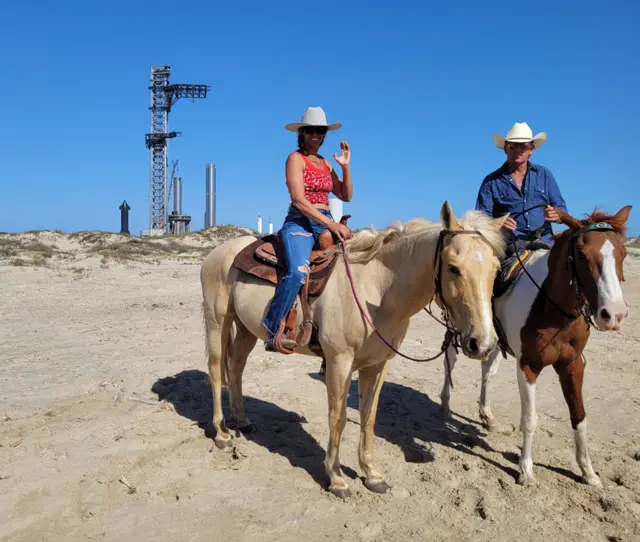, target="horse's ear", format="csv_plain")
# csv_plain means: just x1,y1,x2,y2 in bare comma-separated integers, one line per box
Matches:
614,205,632,225
492,213,510,230
556,207,582,230
440,200,461,230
